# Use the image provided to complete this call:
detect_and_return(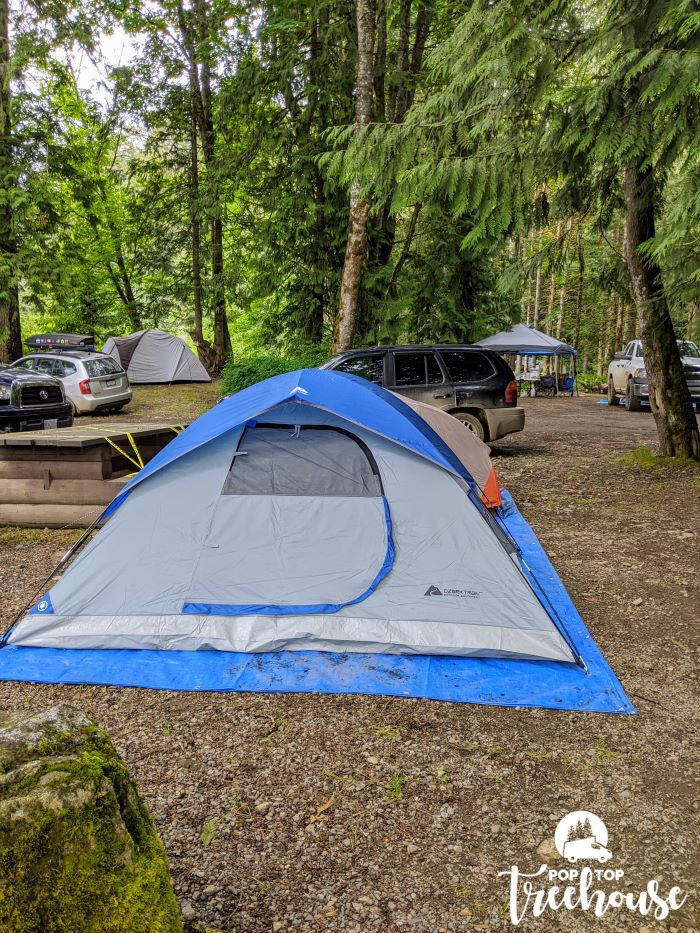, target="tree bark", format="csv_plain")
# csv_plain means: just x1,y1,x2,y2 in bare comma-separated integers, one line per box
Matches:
188,83,215,371
614,295,623,351
386,201,421,296
623,164,699,459
687,302,699,344
187,0,230,372
373,0,386,122
0,0,21,363
573,221,584,350
332,0,376,354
